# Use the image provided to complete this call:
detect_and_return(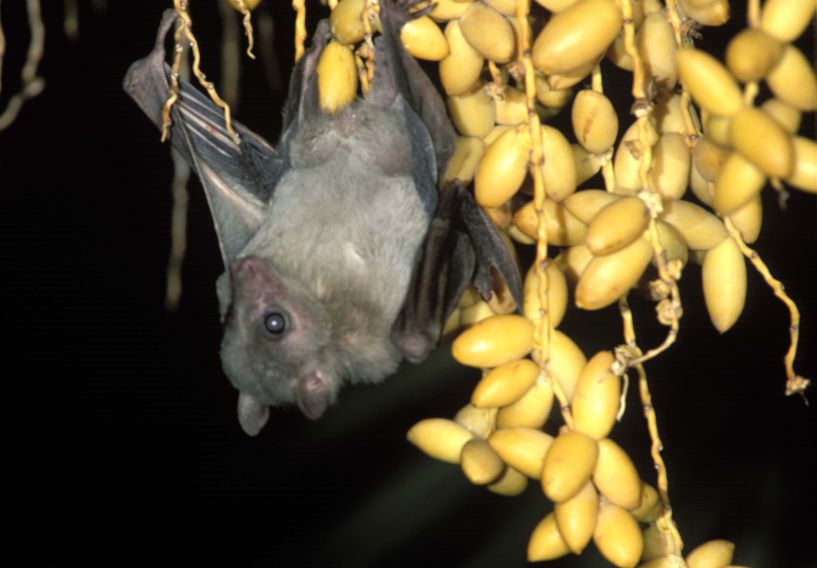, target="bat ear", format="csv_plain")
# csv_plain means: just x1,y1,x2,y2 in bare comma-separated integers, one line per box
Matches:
294,373,331,420
237,391,270,436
